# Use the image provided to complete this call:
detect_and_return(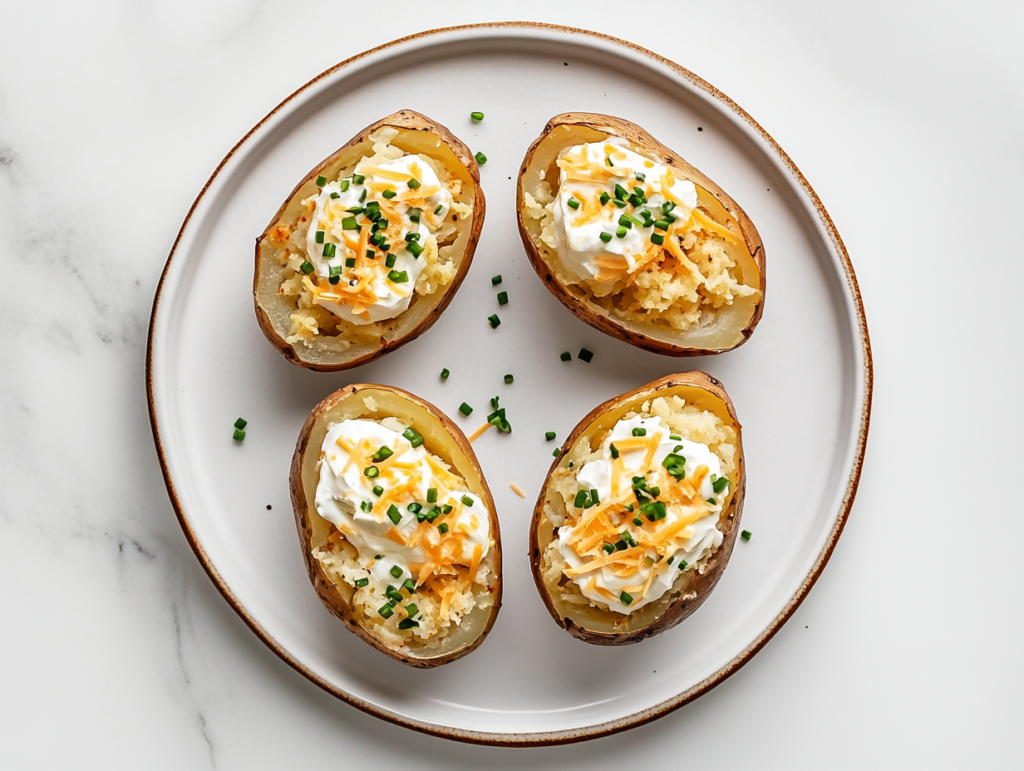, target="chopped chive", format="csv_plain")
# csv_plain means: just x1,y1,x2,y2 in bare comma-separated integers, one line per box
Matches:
405,603,419,618
610,444,619,459
545,431,556,441
599,191,610,205
440,368,450,380
614,184,628,200
599,232,613,243
389,565,403,579
632,427,647,436
385,253,396,268
405,232,421,242
578,348,593,363
434,204,443,215
387,505,401,525
670,434,682,441
375,555,383,560
590,488,600,505
426,488,437,504
342,216,359,231
654,219,671,231
371,445,394,463
397,618,419,630
602,542,615,554
388,270,408,283
402,427,424,448
329,265,342,279
438,522,449,534
461,495,474,507
620,592,633,606
678,560,688,570
614,539,628,551
713,476,729,494
402,578,416,593
408,502,422,515
316,175,327,187
574,490,589,508
474,151,487,165
407,178,421,189
491,275,502,285
616,225,627,238
633,516,643,527
359,188,367,203
560,351,571,362
441,504,453,515
662,200,676,213
381,189,396,199
741,530,752,541
651,233,665,246
567,198,580,210
345,257,356,268
299,261,314,275
232,429,245,441
372,485,384,497
488,314,500,328
470,111,485,121
504,374,514,384
340,179,351,192
407,241,424,258
352,174,365,185
378,604,394,619
386,585,403,603
606,156,614,166
497,291,508,306
360,501,371,512
354,577,369,588
553,448,561,458
315,230,325,244
322,242,337,258
234,418,247,430
347,206,364,215
409,207,421,223
364,466,379,478
459,402,473,416
706,498,716,505
635,172,646,182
